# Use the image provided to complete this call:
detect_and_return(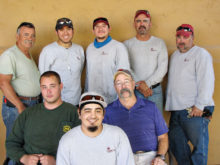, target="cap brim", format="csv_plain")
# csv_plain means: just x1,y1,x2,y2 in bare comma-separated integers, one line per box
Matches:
176,31,192,37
